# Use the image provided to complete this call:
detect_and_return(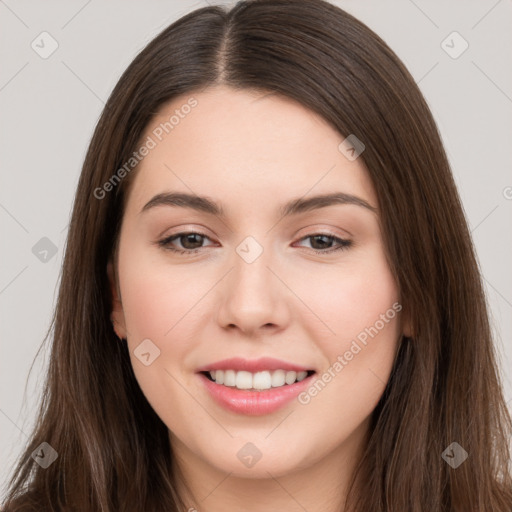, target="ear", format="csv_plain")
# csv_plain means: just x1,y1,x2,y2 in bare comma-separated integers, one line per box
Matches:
107,260,127,340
